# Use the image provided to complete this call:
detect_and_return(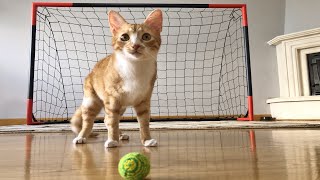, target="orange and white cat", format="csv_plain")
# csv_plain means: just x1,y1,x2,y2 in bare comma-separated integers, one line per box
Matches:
70,9,162,148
